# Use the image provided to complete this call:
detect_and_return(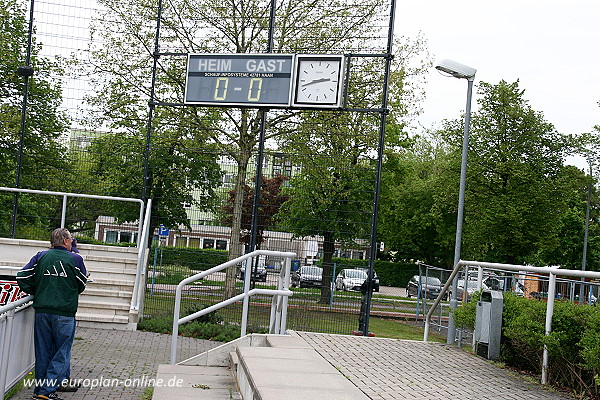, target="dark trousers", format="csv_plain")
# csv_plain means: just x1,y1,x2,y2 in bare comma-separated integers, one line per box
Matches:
34,312,76,395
